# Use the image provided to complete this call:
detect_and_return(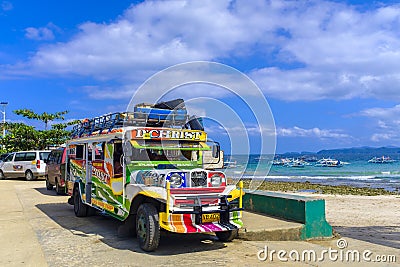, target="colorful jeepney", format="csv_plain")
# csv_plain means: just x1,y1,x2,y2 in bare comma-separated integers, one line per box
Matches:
65,102,243,251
